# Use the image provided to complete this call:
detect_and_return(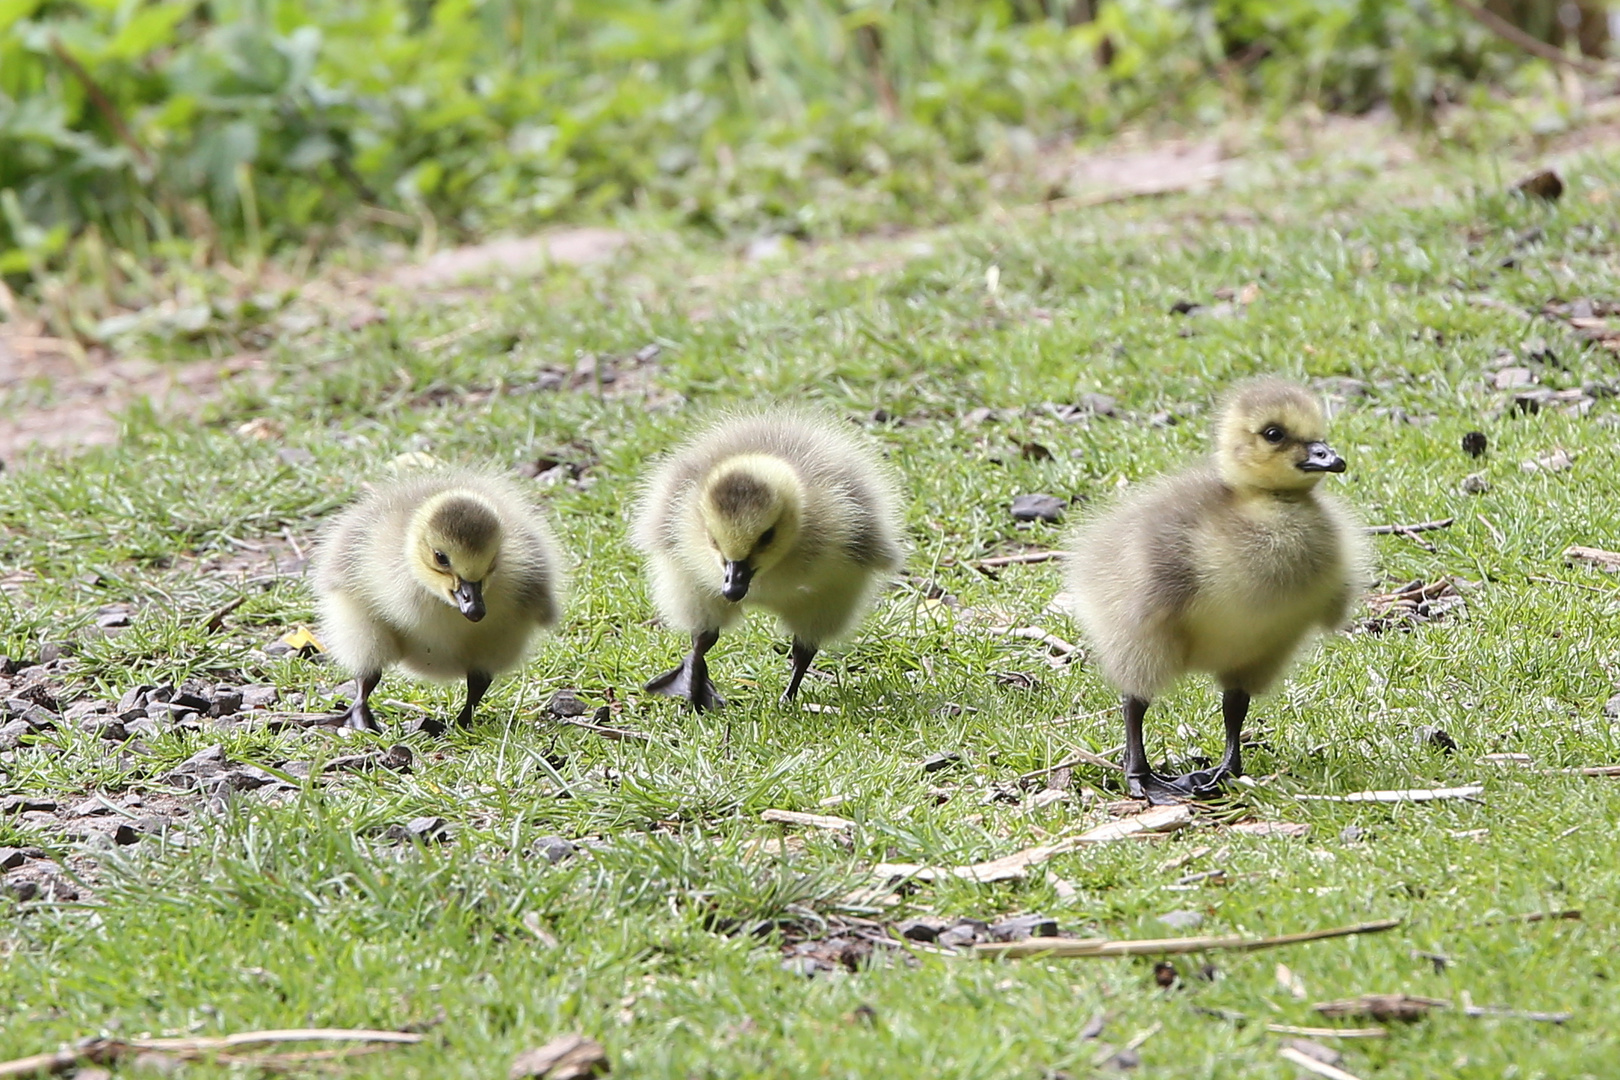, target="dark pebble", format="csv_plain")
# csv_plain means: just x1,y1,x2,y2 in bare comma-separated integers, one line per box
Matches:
1513,168,1563,201
8,701,58,729
209,690,244,718
547,690,589,718
1,796,56,814
1010,494,1066,523
921,751,963,774
1420,726,1458,754
0,848,25,871
174,691,211,712
533,835,577,864
4,879,38,902
83,717,129,742
112,823,141,846
1153,960,1180,988
118,686,154,713
380,744,414,771
897,917,949,943
37,642,70,664
989,914,1059,942
147,685,175,705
